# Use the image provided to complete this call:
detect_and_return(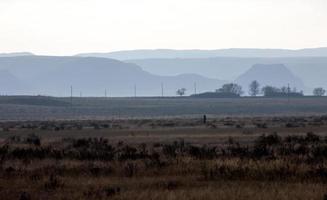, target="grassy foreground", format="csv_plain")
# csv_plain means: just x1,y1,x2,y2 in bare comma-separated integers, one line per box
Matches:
0,129,326,200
